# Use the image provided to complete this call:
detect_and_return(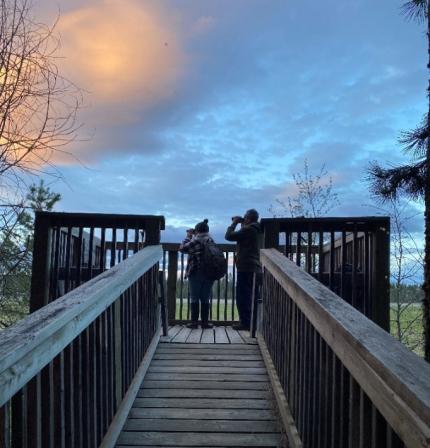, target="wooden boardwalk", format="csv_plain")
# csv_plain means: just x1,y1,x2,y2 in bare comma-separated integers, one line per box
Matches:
160,325,257,345
116,329,284,447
